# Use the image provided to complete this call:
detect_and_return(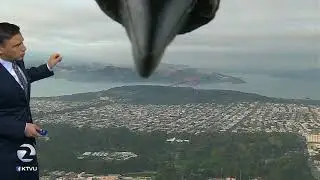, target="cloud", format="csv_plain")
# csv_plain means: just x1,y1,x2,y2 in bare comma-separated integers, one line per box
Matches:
0,0,319,70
